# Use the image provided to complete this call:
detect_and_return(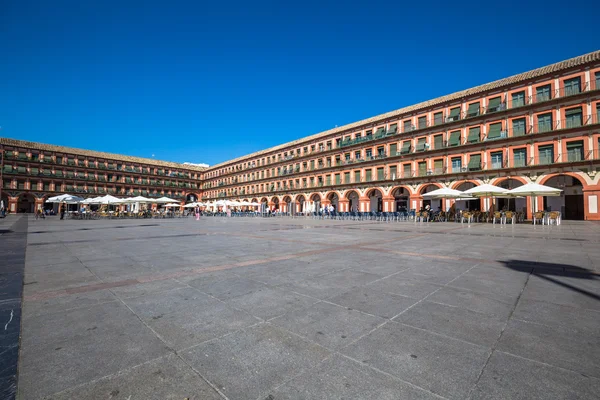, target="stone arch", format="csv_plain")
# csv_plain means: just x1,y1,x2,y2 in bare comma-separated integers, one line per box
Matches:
390,186,411,212
451,179,481,190
366,188,383,212
418,183,442,195
419,184,443,212
17,192,36,213
345,190,360,212
540,173,587,220
185,192,200,203
296,194,307,213
539,172,590,187
271,196,280,210
452,181,481,211
390,185,414,197
490,176,529,187
251,198,259,203
493,178,528,212
326,191,340,211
